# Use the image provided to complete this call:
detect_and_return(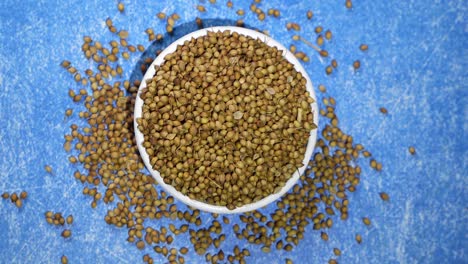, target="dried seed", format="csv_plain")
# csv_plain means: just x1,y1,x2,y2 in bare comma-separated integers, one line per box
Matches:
353,60,361,70
1,192,9,199
61,255,68,264
20,191,27,200
66,215,74,225
409,146,416,155
333,248,341,256
360,44,369,51
62,229,72,238
157,12,166,20
379,107,388,114
346,0,353,9
355,234,362,244
362,217,371,226
379,192,390,201
197,5,206,12
117,2,124,12
307,10,313,19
